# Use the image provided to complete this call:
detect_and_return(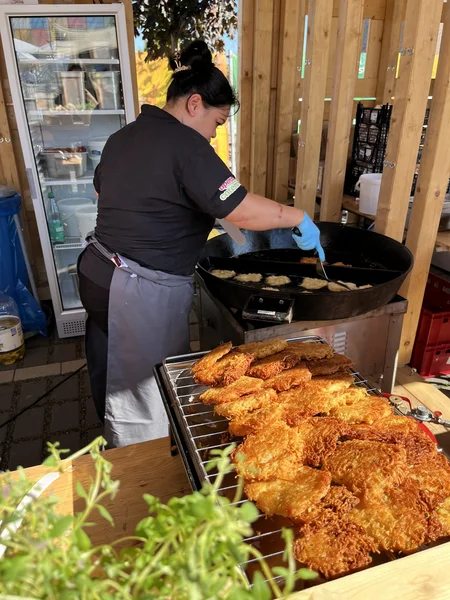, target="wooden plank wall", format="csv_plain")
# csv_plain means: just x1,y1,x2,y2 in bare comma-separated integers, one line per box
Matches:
294,0,333,215
398,2,450,365
238,0,388,204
